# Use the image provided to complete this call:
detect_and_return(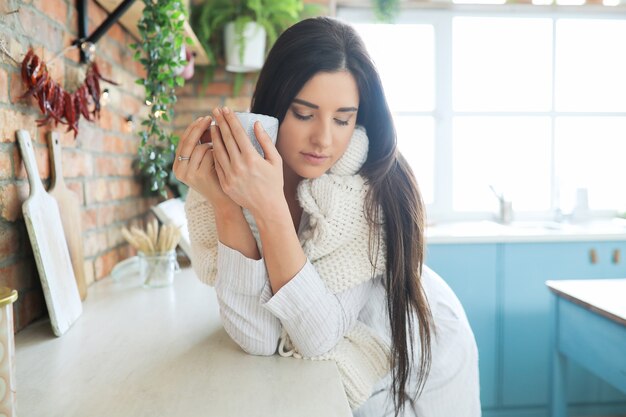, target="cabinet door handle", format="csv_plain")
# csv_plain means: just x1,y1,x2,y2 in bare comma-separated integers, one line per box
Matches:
589,248,598,264
613,249,621,264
